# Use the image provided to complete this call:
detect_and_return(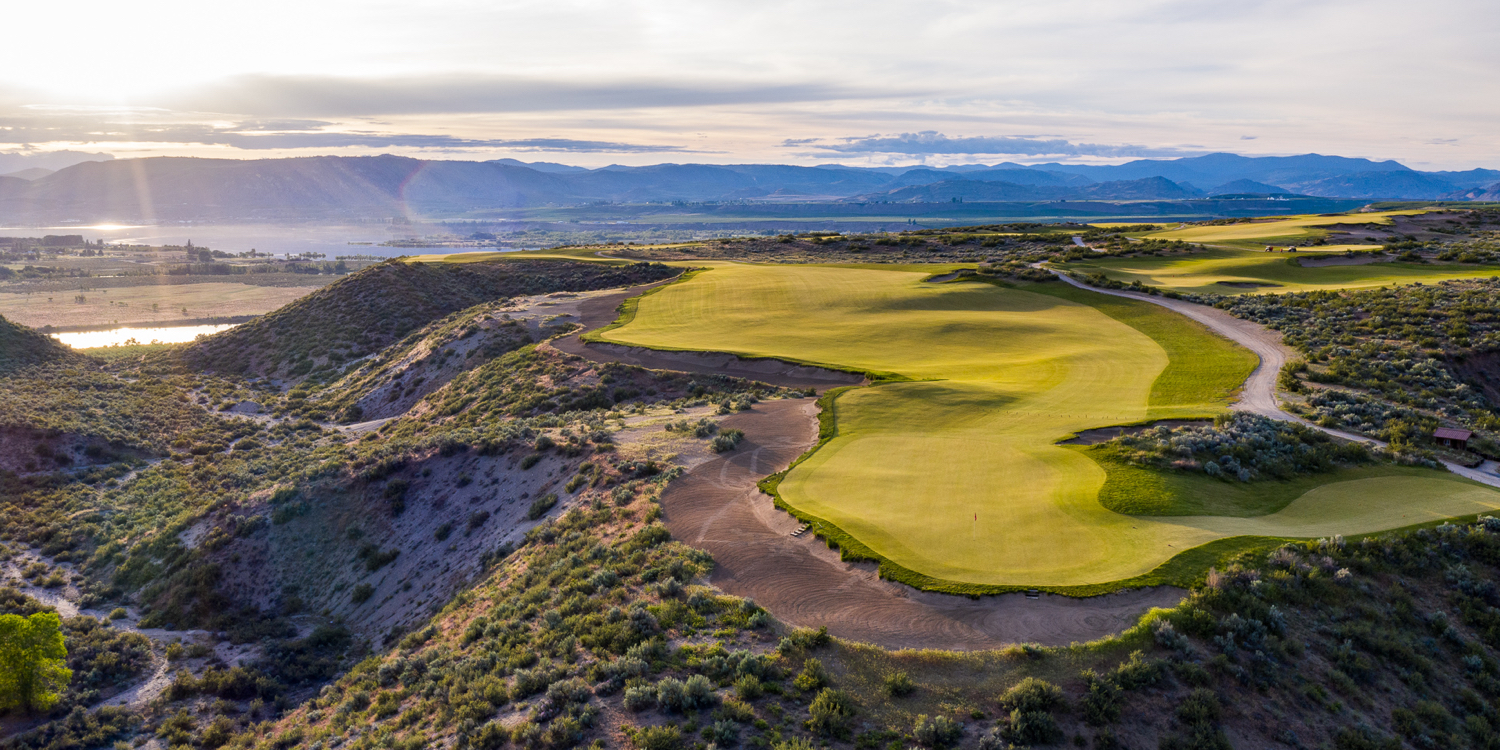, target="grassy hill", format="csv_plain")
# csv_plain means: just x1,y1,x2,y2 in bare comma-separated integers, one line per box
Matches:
0,314,82,373
180,258,679,383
